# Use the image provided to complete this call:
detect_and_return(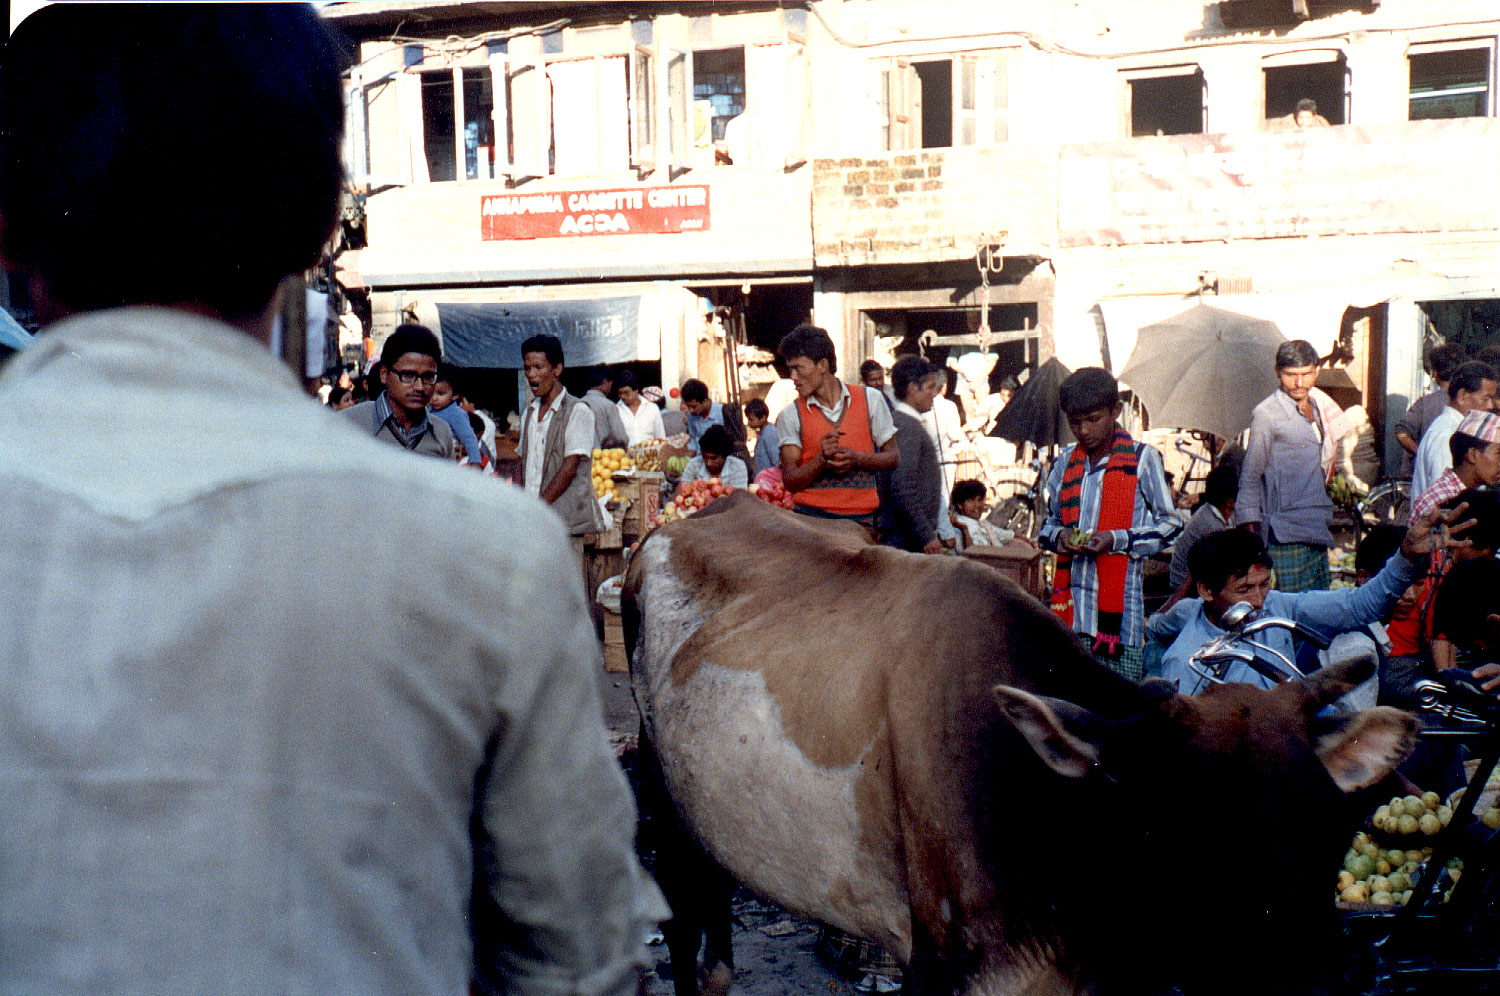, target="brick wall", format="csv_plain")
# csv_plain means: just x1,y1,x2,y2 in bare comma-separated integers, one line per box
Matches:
811,144,1055,267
